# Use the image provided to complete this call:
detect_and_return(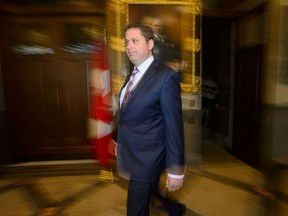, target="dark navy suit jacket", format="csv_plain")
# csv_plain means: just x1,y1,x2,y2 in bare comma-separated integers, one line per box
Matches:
117,59,184,183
